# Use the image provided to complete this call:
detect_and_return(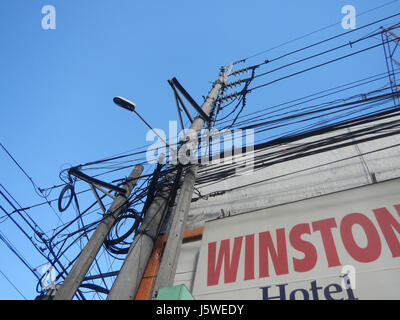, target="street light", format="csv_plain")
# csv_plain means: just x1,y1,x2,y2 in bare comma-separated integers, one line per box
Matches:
113,96,136,112
113,96,175,162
